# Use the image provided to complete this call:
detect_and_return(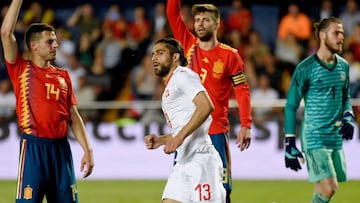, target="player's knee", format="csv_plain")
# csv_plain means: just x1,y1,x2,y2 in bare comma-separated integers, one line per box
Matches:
321,182,338,198
162,198,182,203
